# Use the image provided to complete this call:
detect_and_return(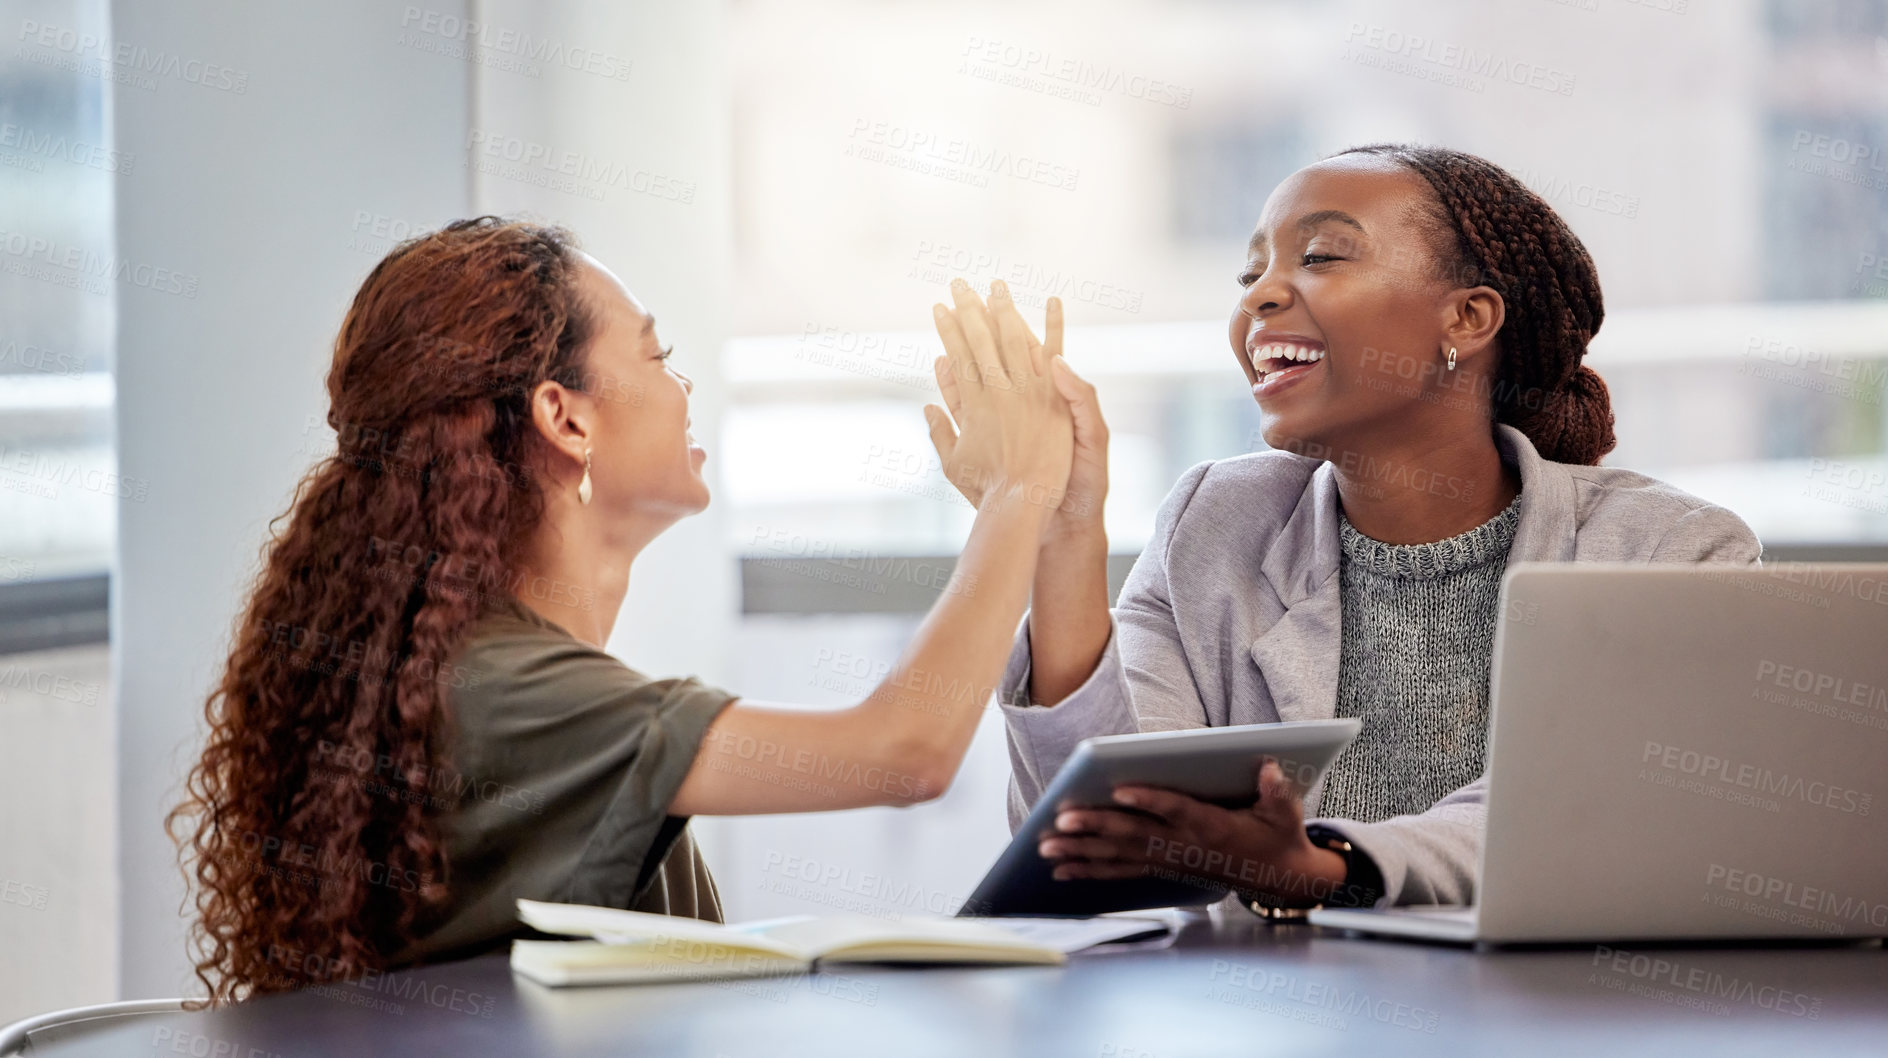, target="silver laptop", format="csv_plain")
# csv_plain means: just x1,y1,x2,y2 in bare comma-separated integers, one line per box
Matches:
1310,563,1888,946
